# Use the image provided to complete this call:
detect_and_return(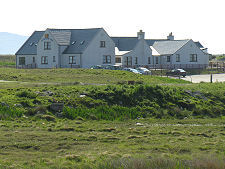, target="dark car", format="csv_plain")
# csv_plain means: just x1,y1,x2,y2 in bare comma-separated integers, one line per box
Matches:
166,69,186,77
